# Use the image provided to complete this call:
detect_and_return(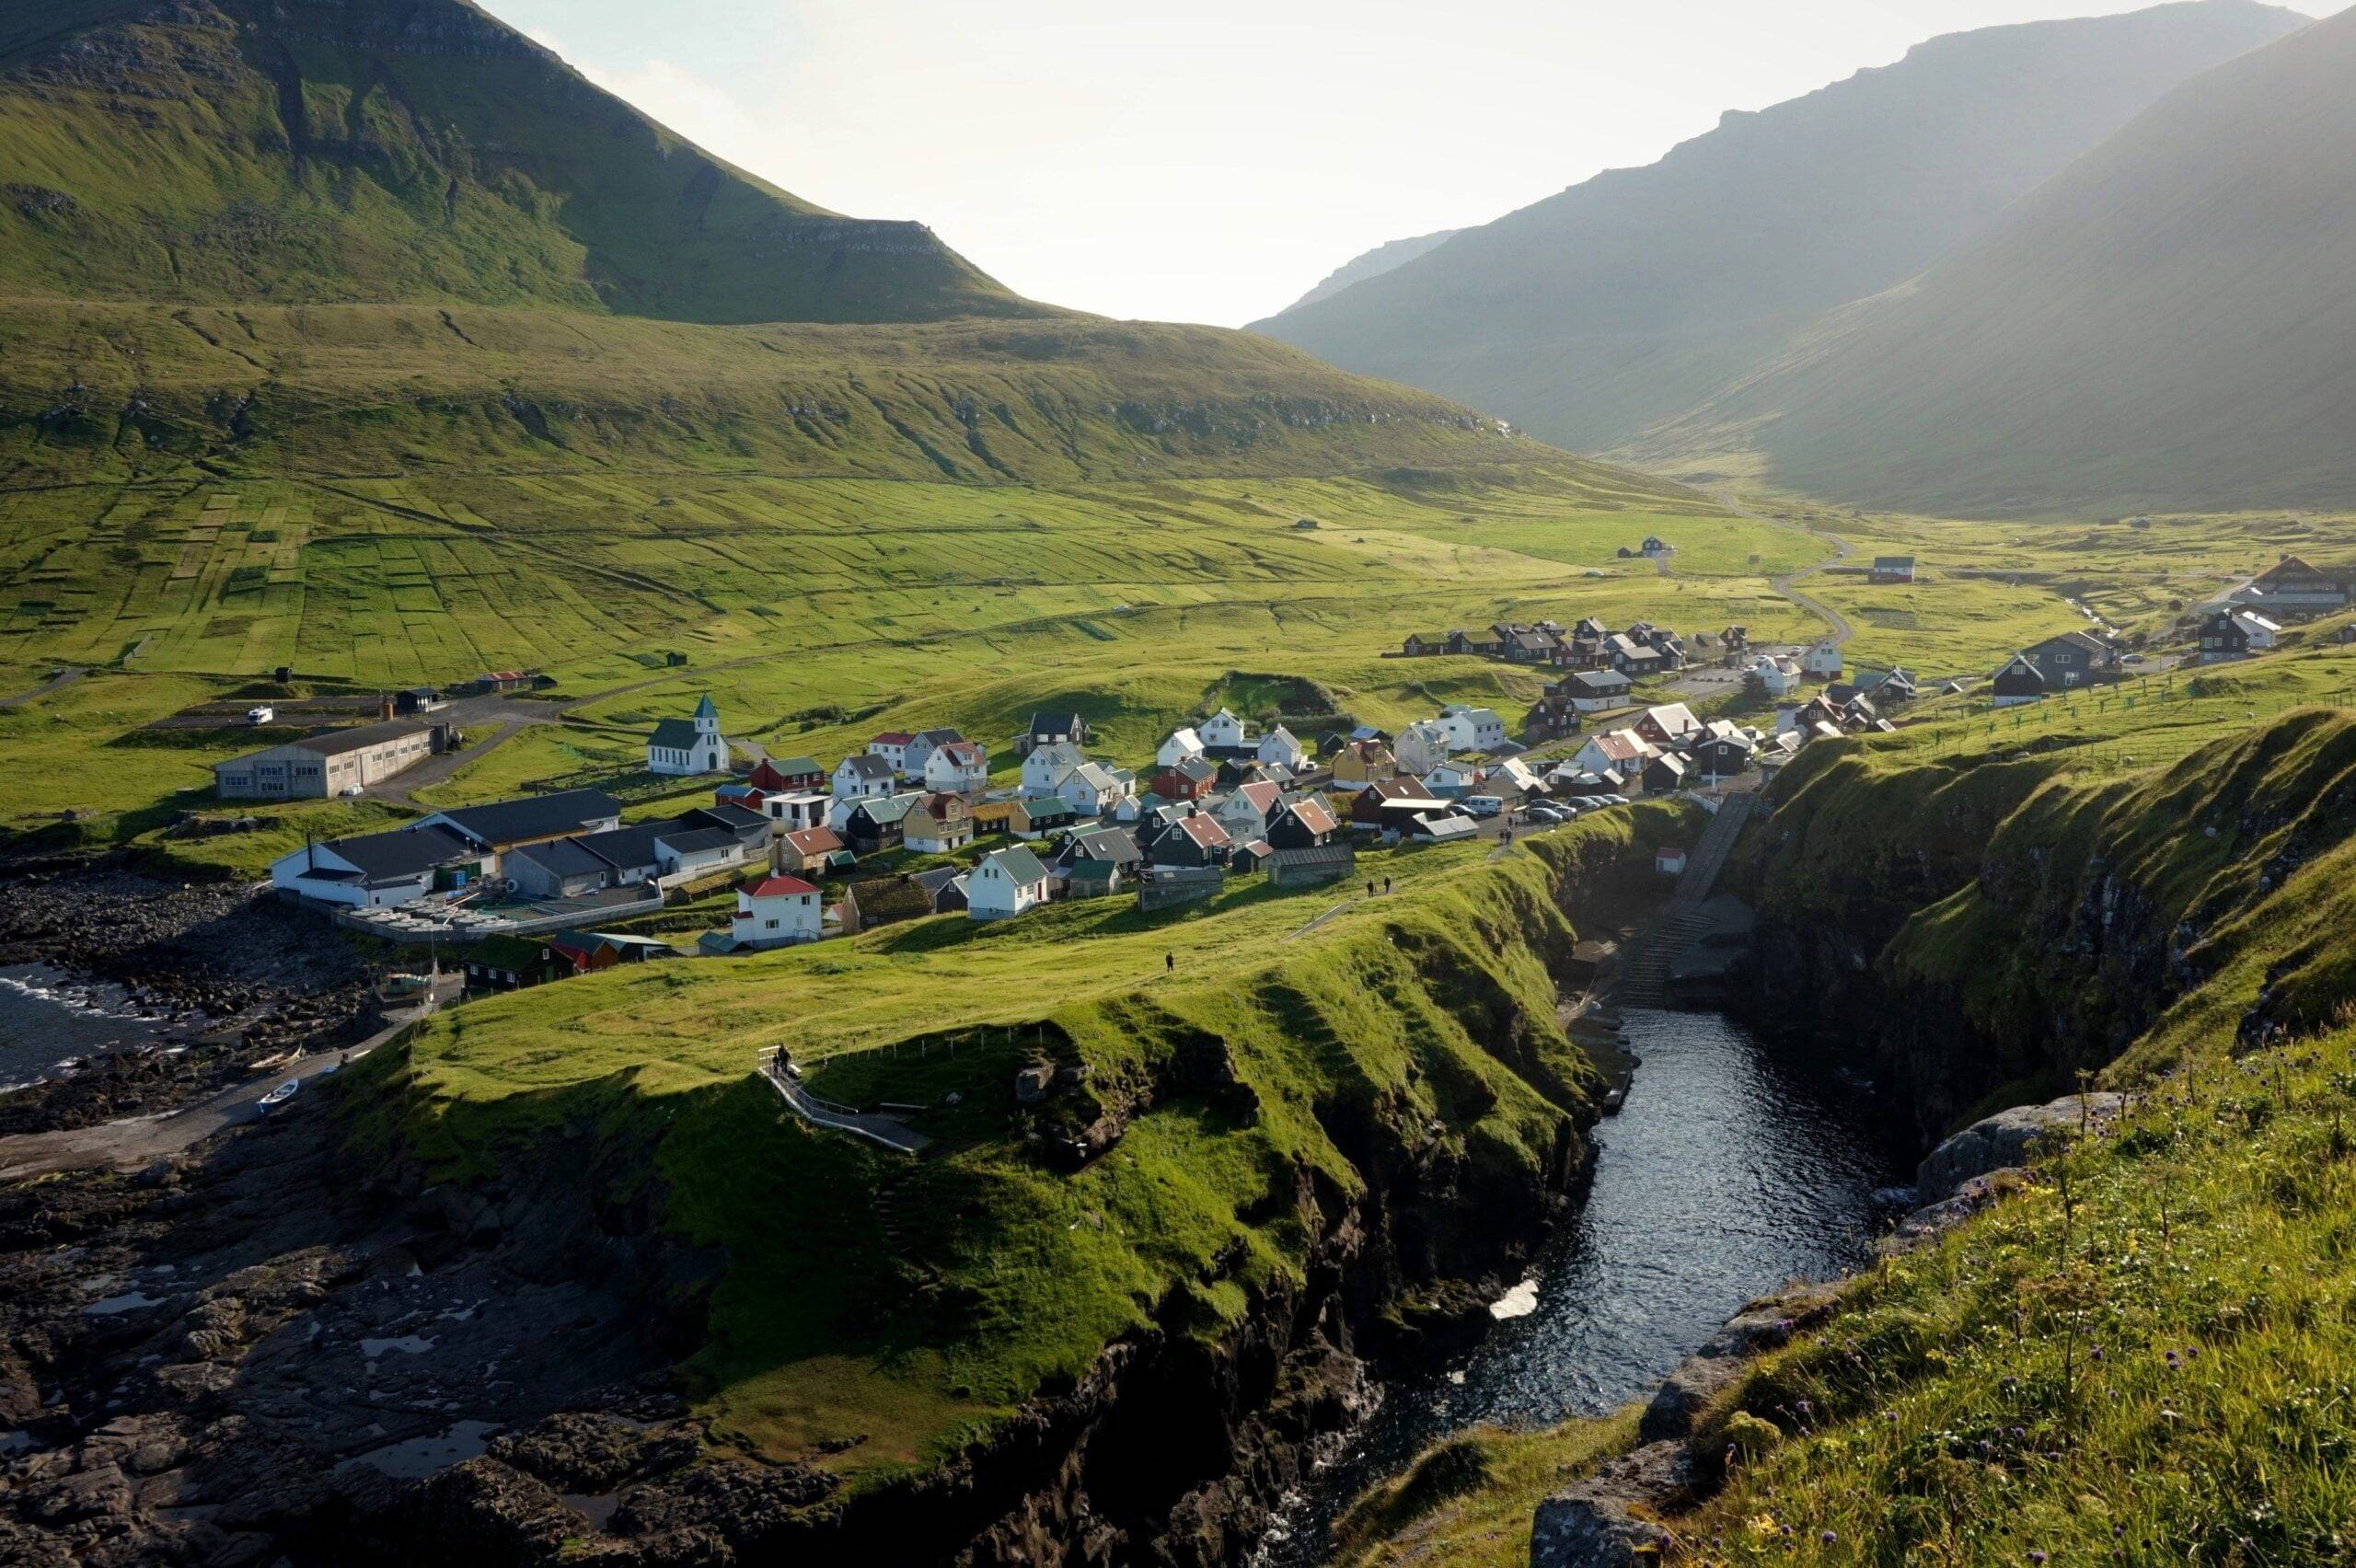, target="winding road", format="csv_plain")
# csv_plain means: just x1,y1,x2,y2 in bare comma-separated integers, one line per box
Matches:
1711,490,1854,648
